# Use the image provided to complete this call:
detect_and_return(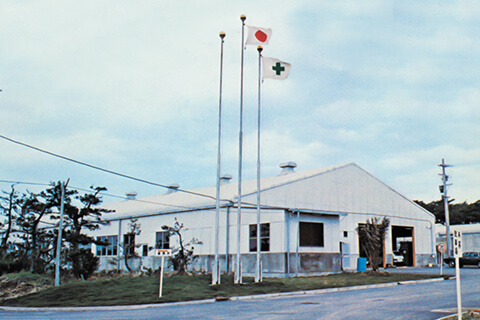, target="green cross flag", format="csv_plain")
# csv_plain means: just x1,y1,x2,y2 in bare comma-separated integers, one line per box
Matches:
262,57,291,80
